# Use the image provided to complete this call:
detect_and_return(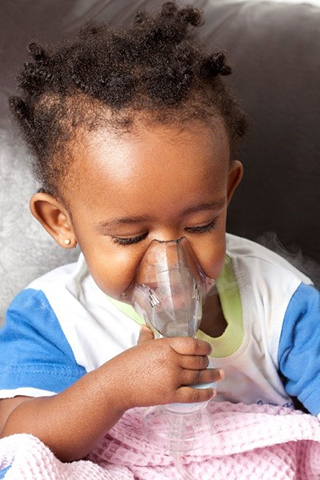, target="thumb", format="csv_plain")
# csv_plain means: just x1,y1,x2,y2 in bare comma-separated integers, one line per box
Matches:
137,325,154,344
